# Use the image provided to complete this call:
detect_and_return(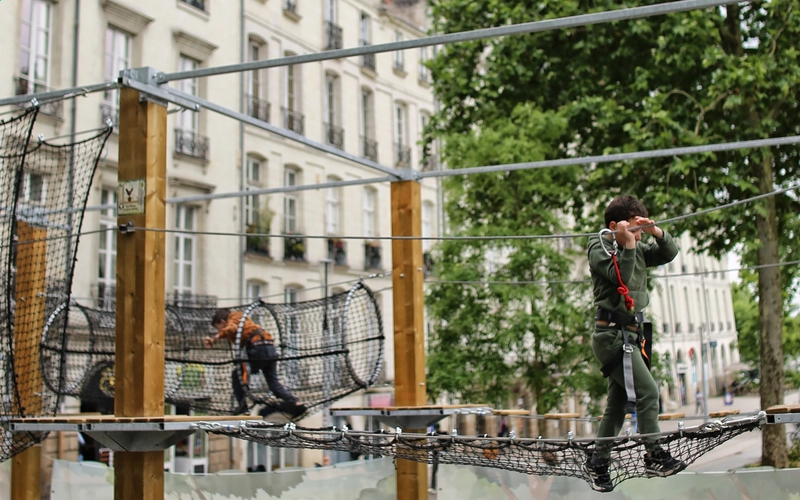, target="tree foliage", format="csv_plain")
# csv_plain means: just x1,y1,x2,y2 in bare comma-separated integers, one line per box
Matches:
425,105,605,415
428,0,800,465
